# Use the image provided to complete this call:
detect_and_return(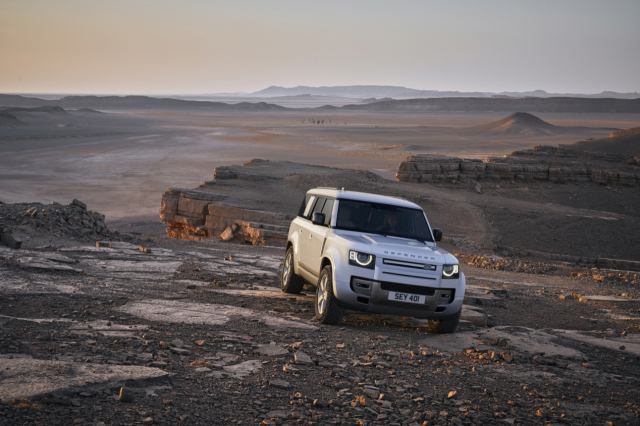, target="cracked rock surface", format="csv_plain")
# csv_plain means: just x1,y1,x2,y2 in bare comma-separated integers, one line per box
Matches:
0,219,639,425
